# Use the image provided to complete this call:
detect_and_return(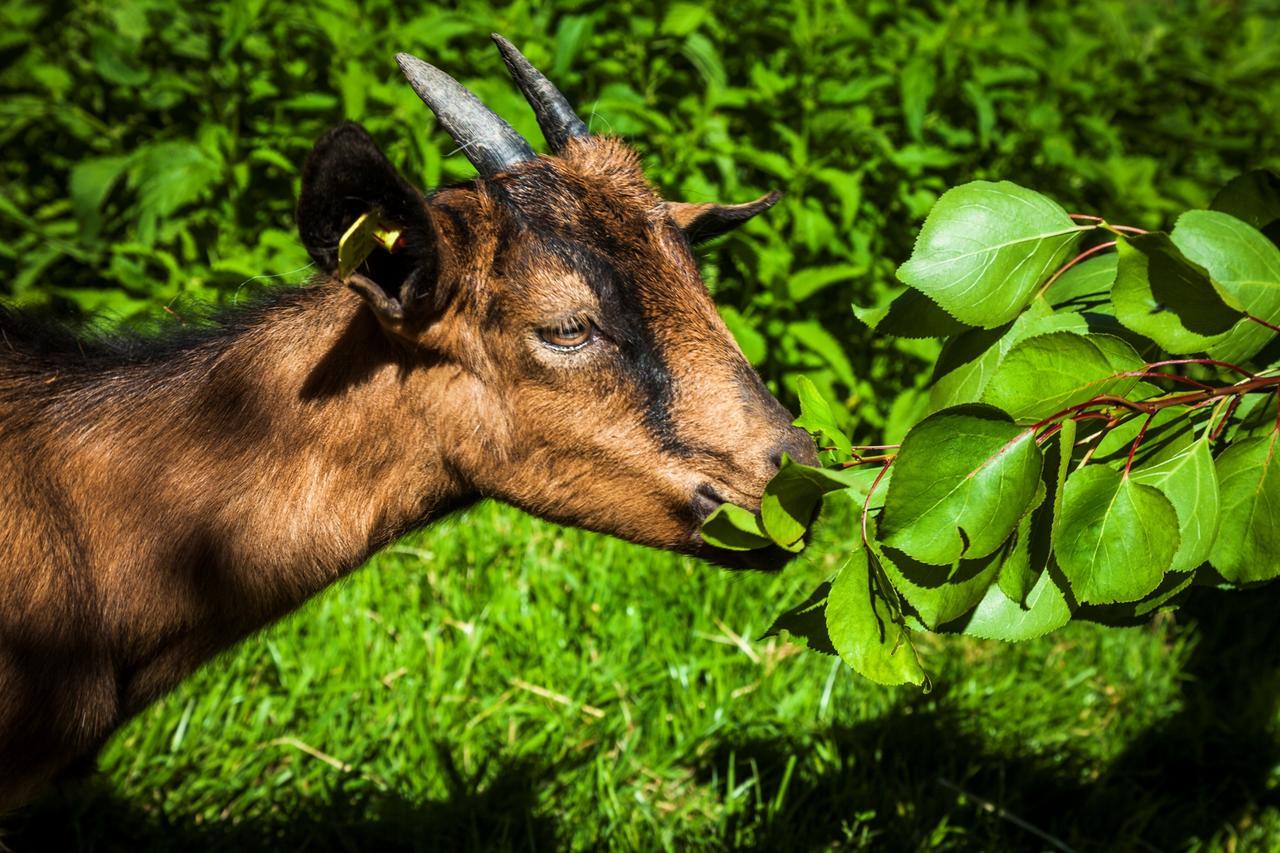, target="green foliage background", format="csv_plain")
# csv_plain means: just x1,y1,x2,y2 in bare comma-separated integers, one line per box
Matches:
4,0,1278,438
5,0,1280,849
